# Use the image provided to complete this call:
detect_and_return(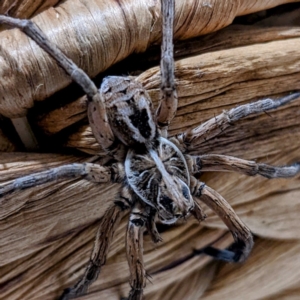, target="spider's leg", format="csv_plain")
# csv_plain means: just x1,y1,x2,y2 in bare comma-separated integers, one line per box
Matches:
0,163,123,197
190,177,253,263
146,207,163,243
156,0,178,137
190,199,207,222
60,187,132,300
190,154,300,179
0,15,117,154
177,92,300,150
125,201,149,300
